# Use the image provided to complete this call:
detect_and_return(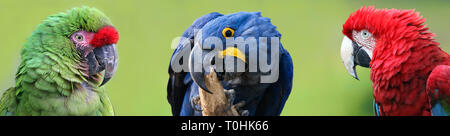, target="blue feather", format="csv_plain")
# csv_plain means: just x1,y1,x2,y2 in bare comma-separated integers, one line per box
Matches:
169,12,292,116
167,12,224,116
432,101,448,116
374,100,380,116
